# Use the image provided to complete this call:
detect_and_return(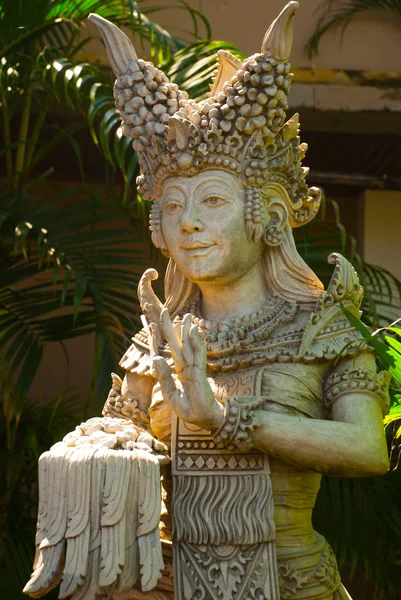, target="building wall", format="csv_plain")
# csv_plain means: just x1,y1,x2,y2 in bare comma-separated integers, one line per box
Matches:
364,190,401,282
85,0,401,71
146,0,401,70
